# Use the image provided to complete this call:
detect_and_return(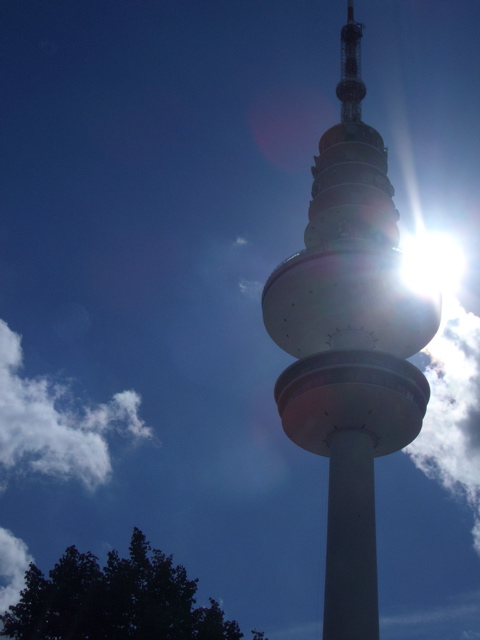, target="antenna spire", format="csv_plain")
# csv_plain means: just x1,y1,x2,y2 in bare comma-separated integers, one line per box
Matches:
348,0,354,23
336,0,366,122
